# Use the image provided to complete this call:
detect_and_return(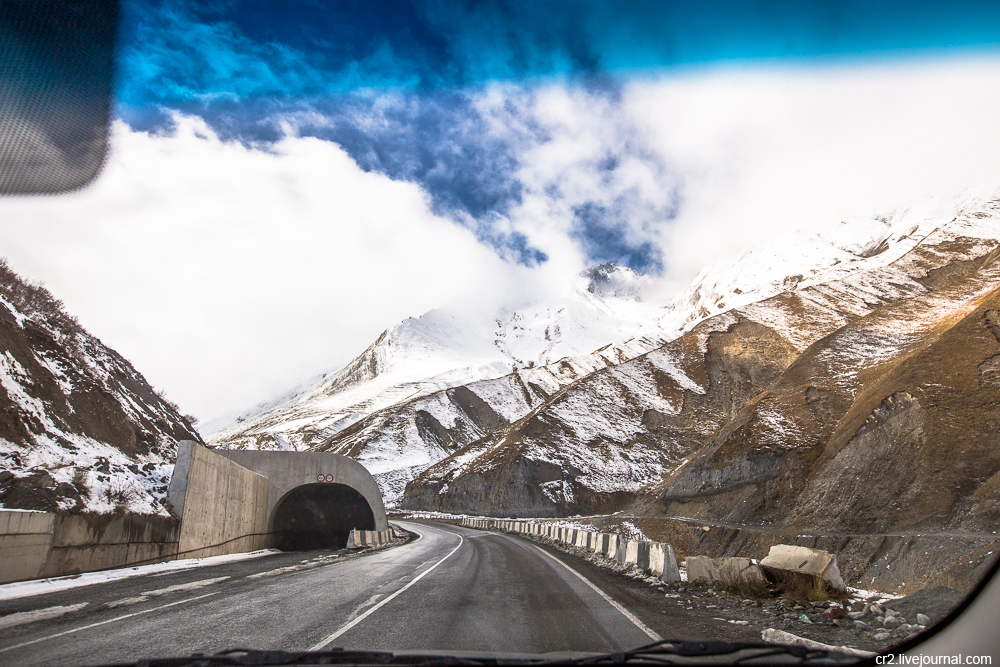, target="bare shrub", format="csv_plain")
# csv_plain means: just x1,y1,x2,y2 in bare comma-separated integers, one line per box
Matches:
102,477,139,513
